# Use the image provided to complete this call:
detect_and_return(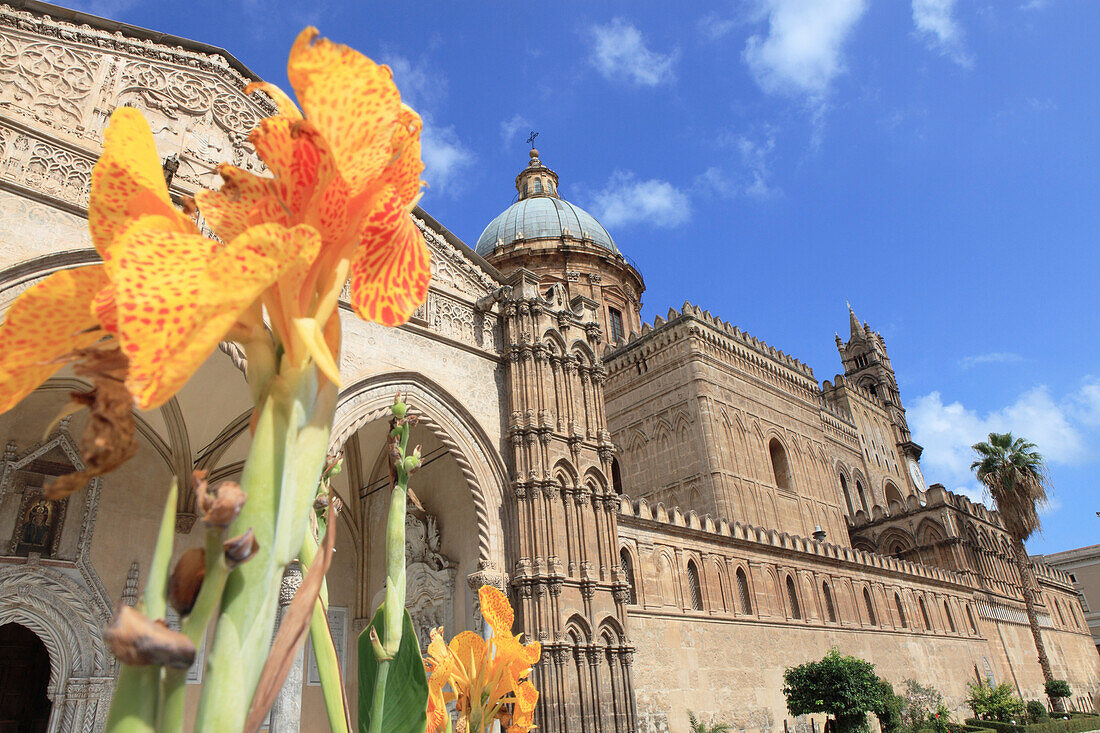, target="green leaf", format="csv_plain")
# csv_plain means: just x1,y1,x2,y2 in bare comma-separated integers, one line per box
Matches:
358,607,428,733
